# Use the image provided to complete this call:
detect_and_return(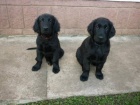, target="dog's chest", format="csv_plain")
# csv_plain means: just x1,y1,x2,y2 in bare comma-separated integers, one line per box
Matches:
42,44,54,55
90,46,108,63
